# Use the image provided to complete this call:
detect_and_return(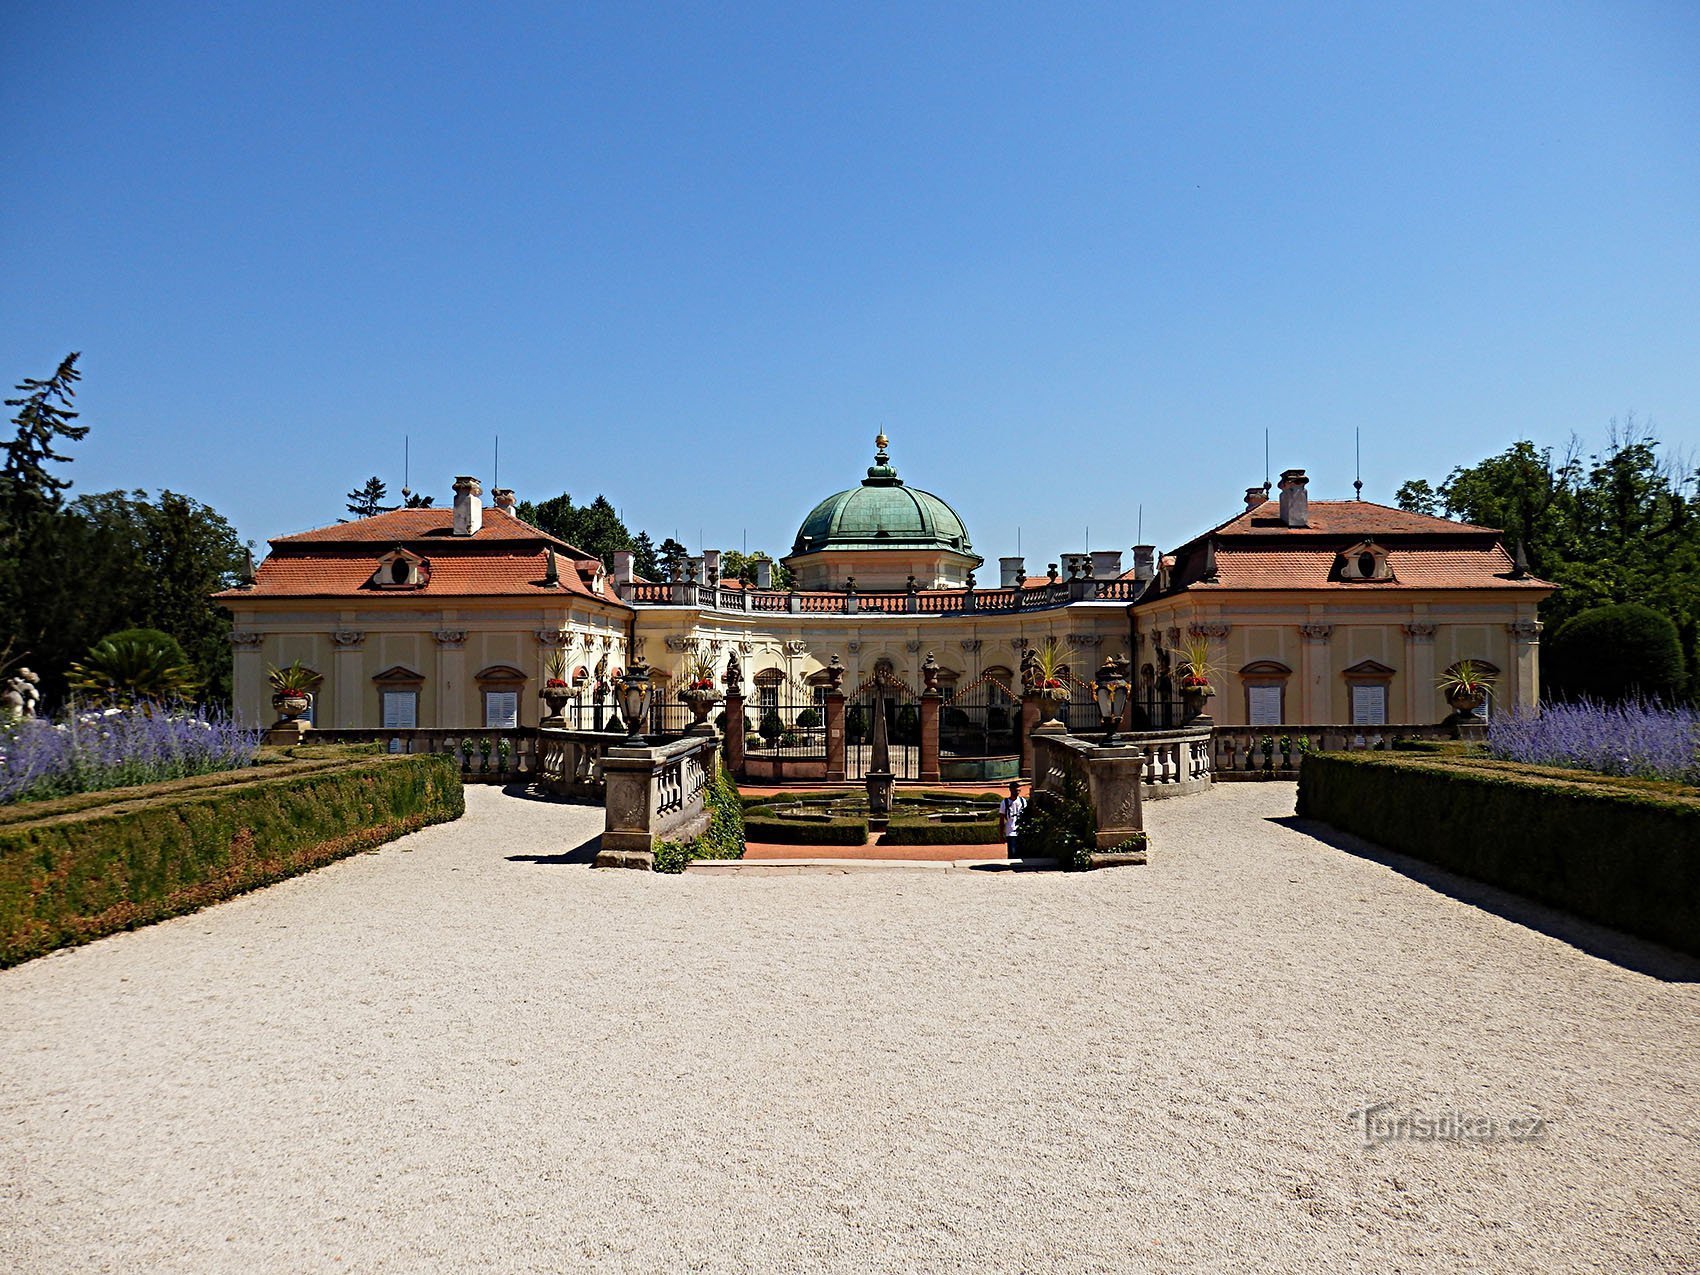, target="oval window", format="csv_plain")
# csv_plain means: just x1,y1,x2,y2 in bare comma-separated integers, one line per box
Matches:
391,559,411,584
1357,552,1377,578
